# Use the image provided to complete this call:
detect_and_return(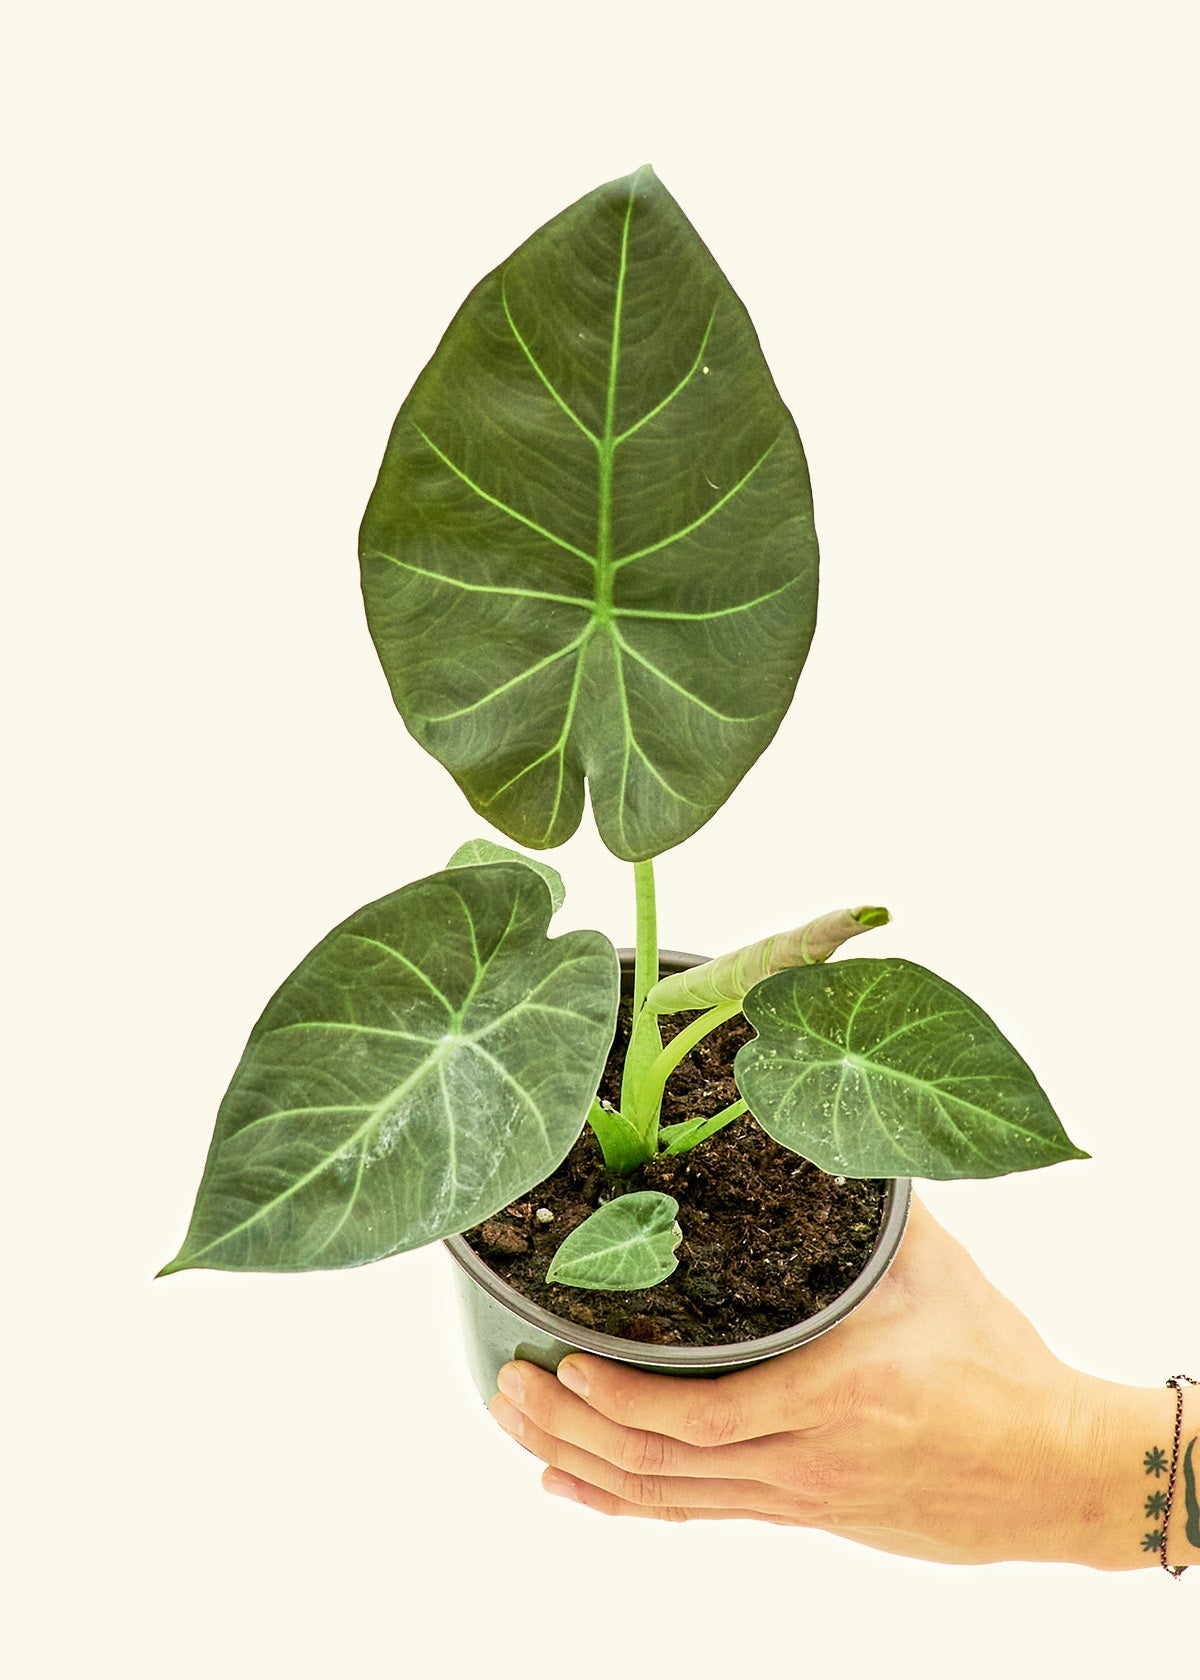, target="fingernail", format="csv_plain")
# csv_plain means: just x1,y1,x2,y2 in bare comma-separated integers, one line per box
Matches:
497,1363,525,1404
557,1359,589,1399
543,1469,580,1502
490,1394,525,1437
